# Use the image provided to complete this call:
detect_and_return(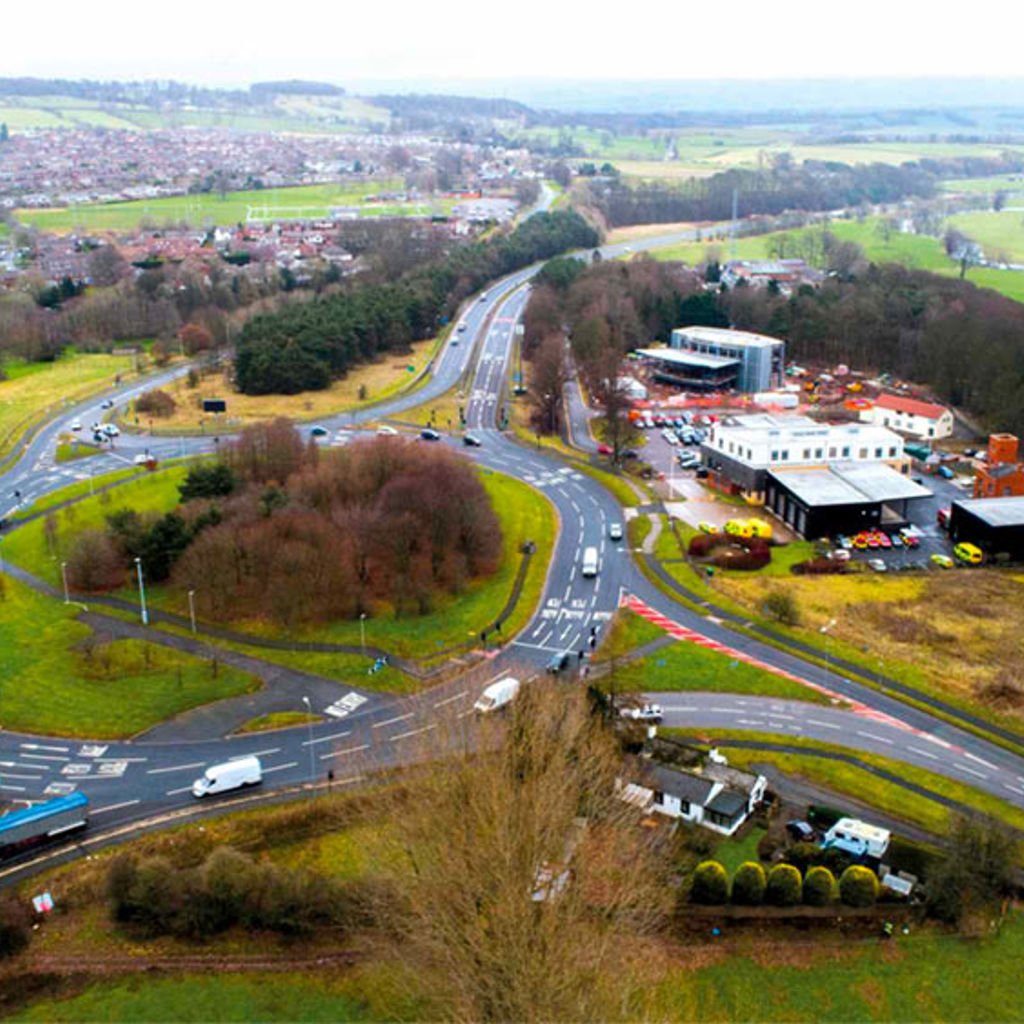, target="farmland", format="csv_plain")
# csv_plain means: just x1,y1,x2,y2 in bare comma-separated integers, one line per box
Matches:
946,210,1024,263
